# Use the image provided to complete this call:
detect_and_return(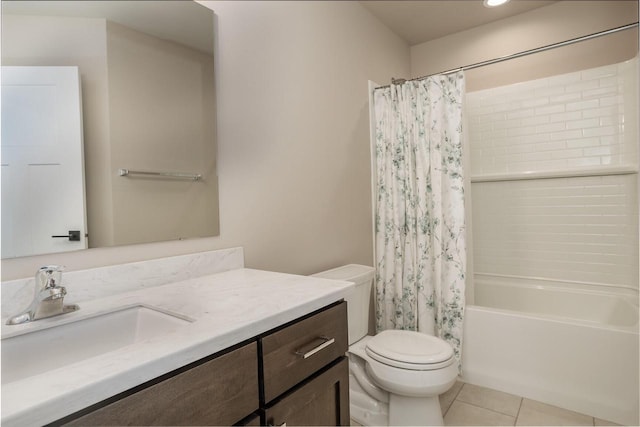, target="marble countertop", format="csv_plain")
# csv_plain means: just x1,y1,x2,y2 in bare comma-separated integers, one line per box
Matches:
1,268,354,426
